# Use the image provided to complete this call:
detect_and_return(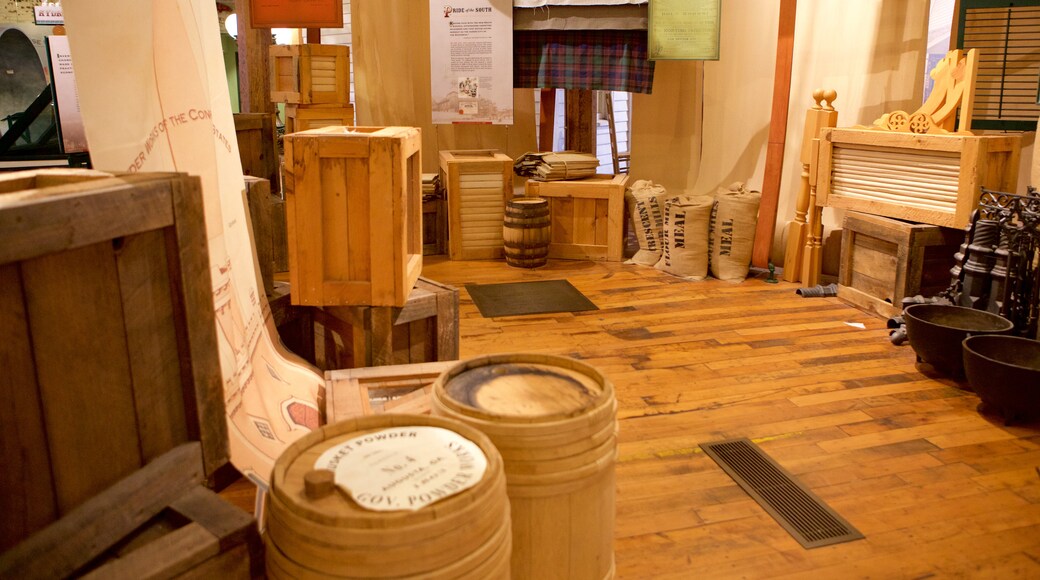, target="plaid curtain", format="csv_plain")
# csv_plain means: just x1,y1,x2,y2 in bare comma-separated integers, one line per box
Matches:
514,30,656,94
